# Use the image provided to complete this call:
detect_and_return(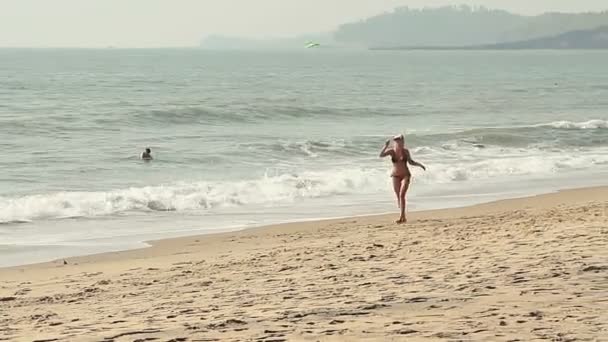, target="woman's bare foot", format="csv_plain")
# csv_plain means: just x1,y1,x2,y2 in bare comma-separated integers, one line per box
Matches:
396,217,407,224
